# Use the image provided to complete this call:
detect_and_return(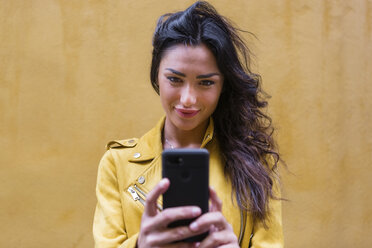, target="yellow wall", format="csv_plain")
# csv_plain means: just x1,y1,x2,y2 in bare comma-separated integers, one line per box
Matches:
1,0,371,247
